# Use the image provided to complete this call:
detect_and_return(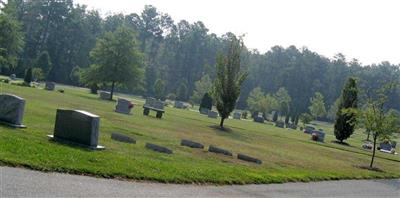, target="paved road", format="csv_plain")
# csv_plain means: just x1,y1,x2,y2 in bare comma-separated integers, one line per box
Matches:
1,166,399,197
